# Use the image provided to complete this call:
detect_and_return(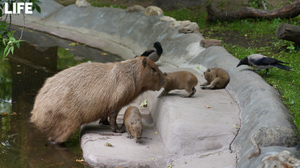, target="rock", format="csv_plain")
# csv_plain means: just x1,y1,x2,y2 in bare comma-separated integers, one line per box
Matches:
170,20,191,28
125,5,145,12
75,0,91,7
200,39,222,48
178,22,200,34
170,20,199,34
248,126,298,159
160,16,176,22
260,150,300,168
144,6,164,16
